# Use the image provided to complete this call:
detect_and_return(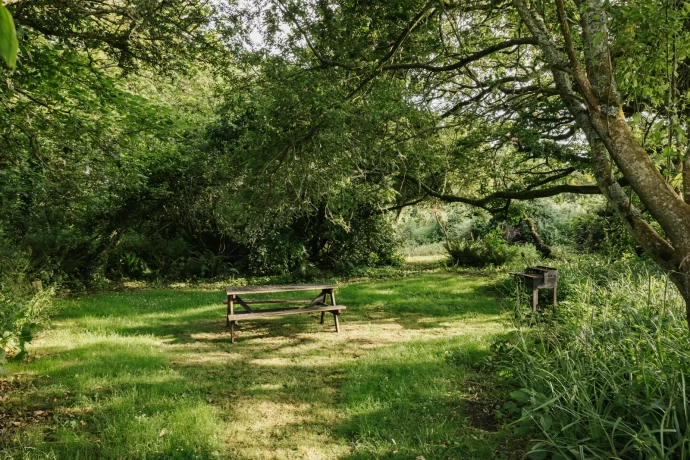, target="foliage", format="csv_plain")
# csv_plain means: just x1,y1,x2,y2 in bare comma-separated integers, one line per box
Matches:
570,205,640,257
0,0,231,289
493,256,690,458
445,229,514,268
0,229,54,374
